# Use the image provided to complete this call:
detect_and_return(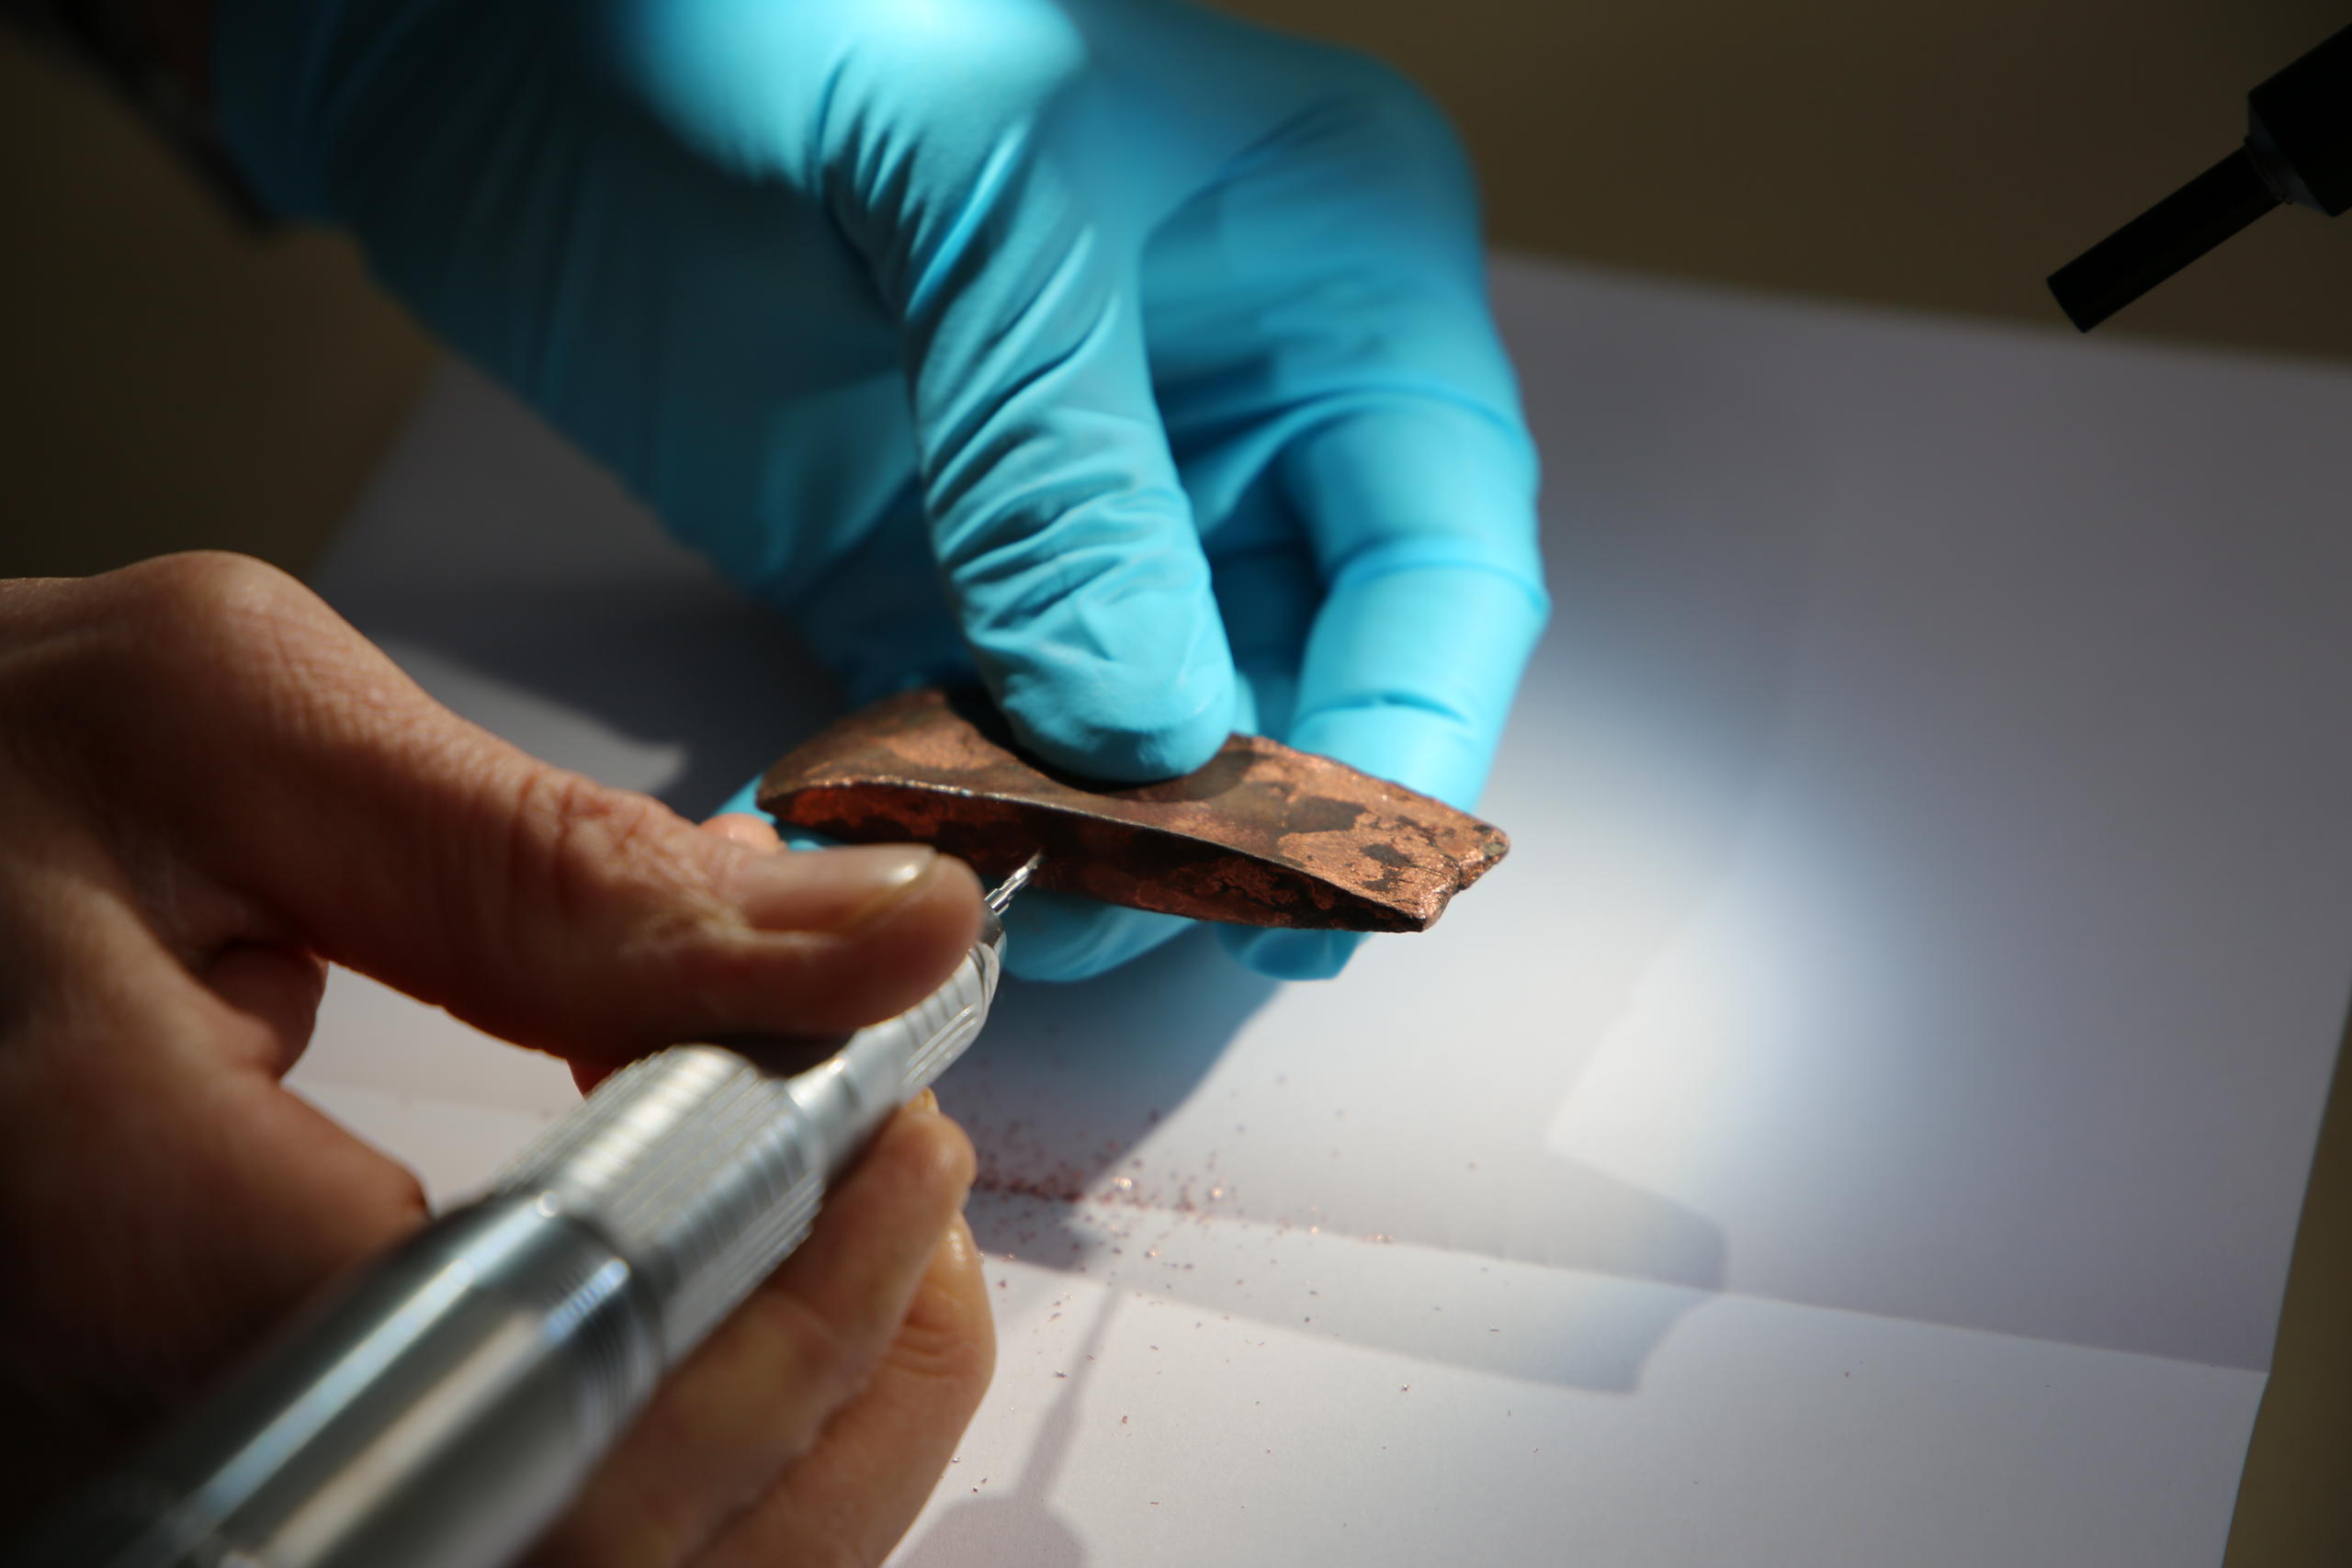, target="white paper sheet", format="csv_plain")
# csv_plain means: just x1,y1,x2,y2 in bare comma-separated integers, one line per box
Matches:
293,254,2352,1564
